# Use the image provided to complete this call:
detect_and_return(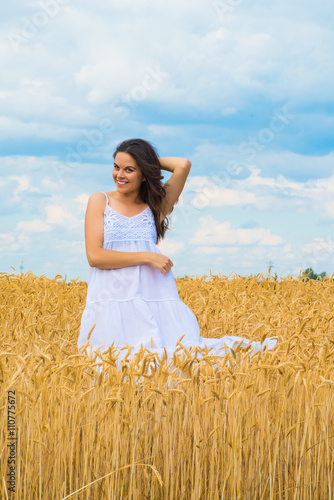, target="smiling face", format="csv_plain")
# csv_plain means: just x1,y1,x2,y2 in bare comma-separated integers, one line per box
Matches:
113,152,146,194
